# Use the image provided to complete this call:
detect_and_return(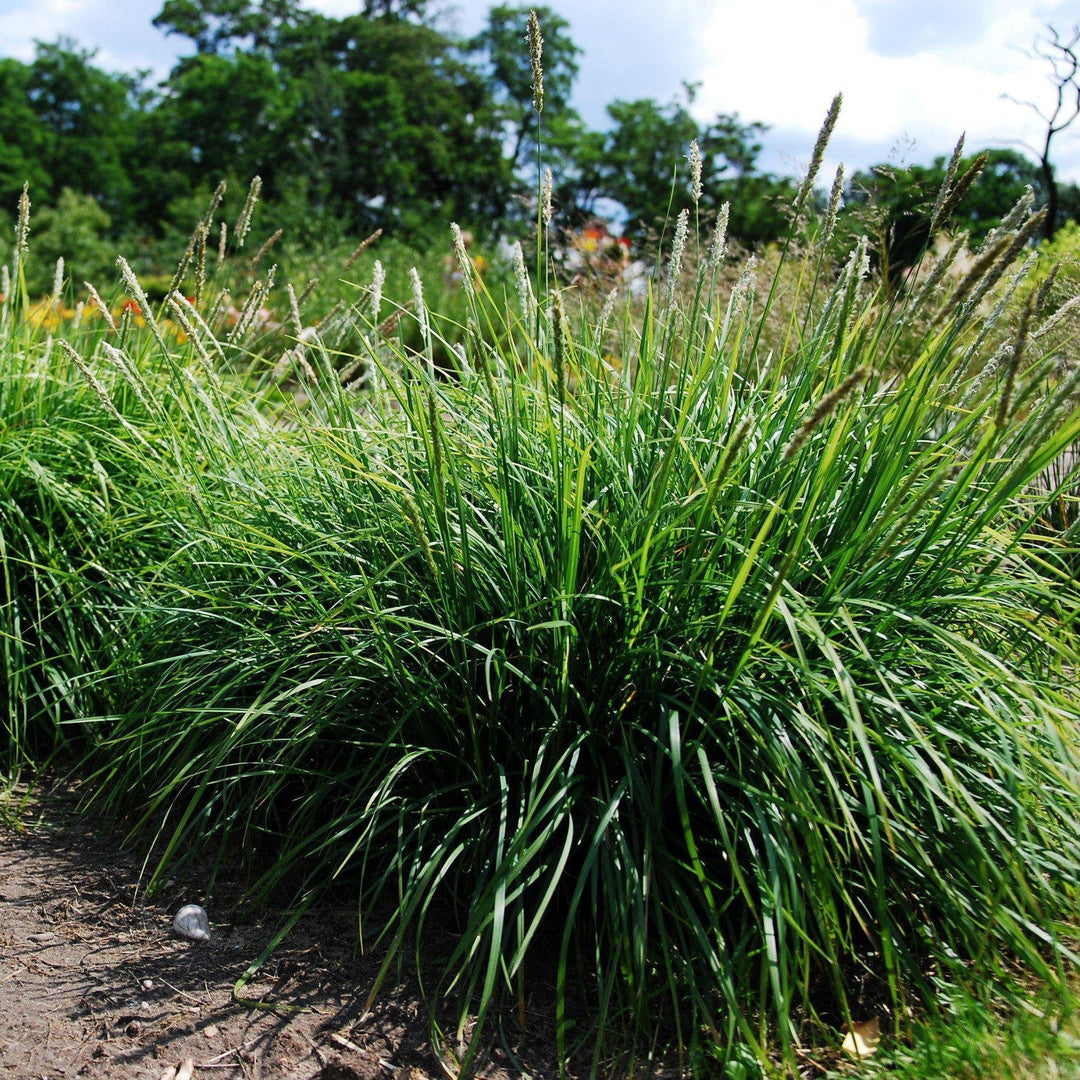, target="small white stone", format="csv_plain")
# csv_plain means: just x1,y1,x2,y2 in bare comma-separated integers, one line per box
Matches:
172,904,211,942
